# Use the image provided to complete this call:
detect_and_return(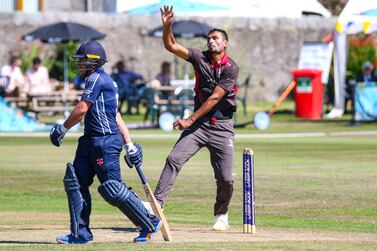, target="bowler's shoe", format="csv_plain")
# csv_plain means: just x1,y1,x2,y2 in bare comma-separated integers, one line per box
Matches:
212,213,230,231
